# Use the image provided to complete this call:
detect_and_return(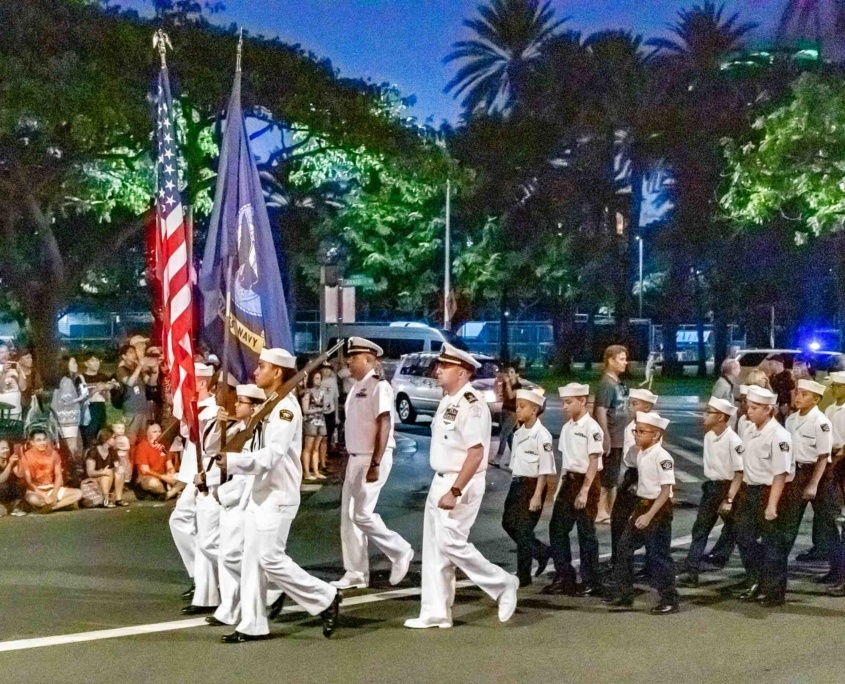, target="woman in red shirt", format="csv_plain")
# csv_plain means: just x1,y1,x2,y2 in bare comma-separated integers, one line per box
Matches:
135,424,179,500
